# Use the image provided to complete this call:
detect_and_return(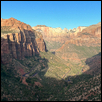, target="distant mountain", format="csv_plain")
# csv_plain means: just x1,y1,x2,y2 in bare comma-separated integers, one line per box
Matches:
78,22,101,38
32,25,87,40
55,22,101,63
32,22,101,52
